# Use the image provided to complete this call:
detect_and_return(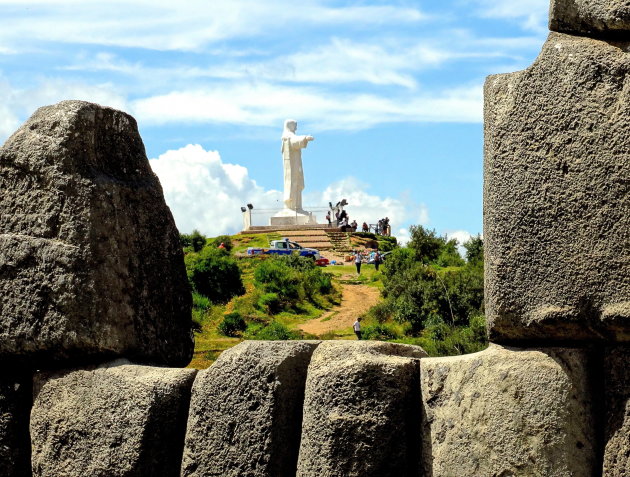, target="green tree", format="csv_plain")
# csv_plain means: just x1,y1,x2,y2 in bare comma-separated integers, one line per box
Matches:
181,229,207,252
209,235,234,252
407,225,445,264
436,238,465,267
463,235,484,264
186,247,245,304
